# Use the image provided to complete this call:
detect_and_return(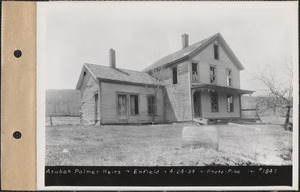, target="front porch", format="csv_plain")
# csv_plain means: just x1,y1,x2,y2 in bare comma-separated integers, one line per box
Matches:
191,84,254,120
